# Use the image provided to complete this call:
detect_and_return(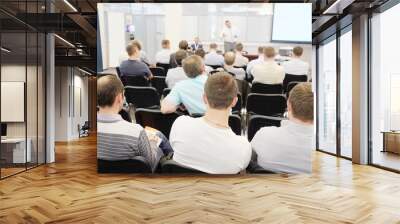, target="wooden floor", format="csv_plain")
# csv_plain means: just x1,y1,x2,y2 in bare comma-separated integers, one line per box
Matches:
1,135,400,224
